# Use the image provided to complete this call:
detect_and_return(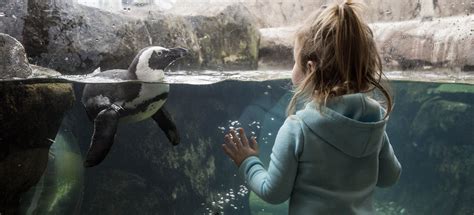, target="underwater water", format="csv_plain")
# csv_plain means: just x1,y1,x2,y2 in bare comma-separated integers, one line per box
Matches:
9,77,473,215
